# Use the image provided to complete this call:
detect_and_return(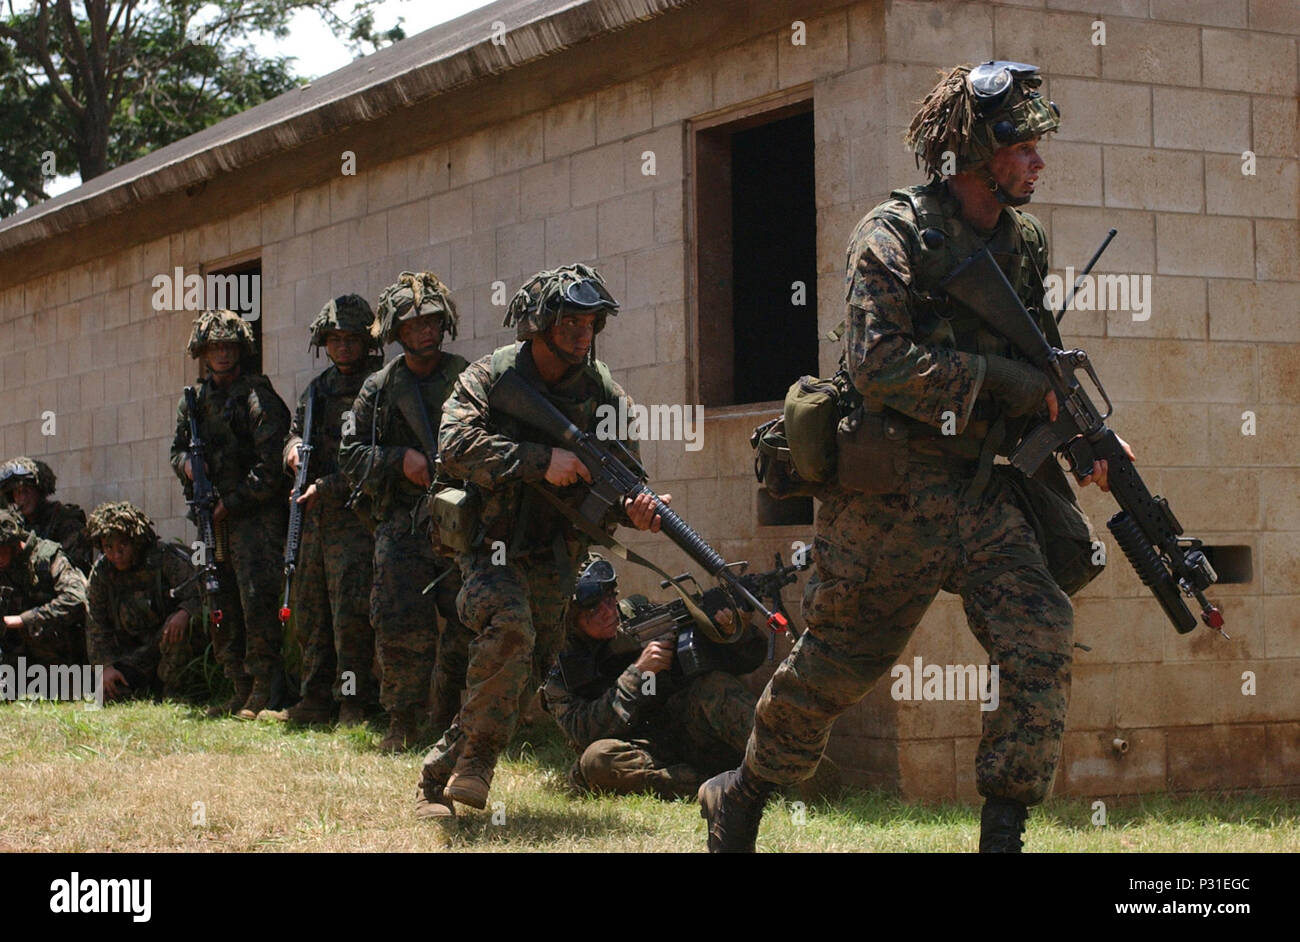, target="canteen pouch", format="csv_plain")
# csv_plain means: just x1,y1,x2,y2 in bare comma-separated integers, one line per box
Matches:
783,375,844,484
